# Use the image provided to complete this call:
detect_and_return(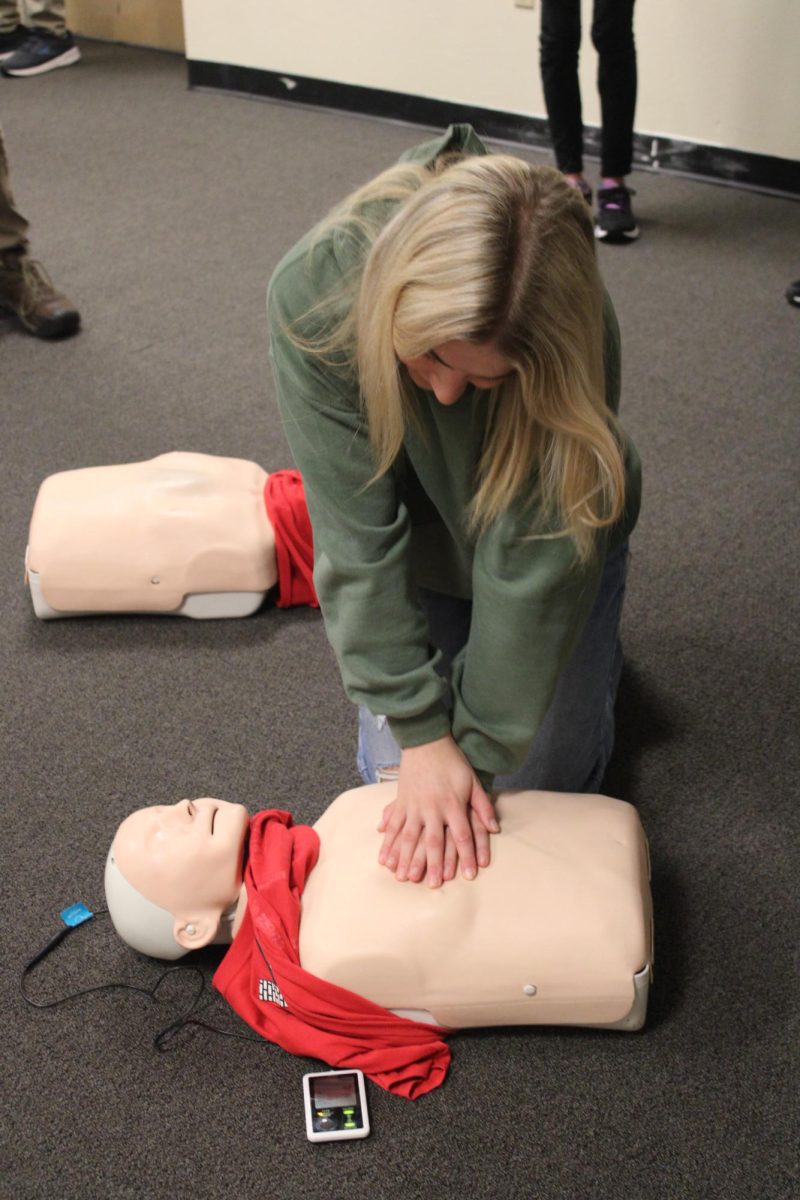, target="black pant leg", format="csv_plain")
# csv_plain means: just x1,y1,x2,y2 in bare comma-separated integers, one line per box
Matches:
539,0,584,174
591,0,637,177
